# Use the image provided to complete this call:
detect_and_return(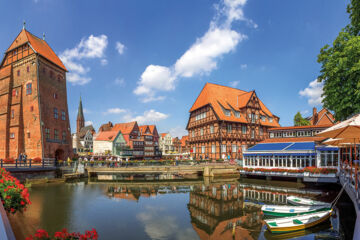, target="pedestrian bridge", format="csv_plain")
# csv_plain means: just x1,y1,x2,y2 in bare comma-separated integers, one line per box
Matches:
85,164,239,178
